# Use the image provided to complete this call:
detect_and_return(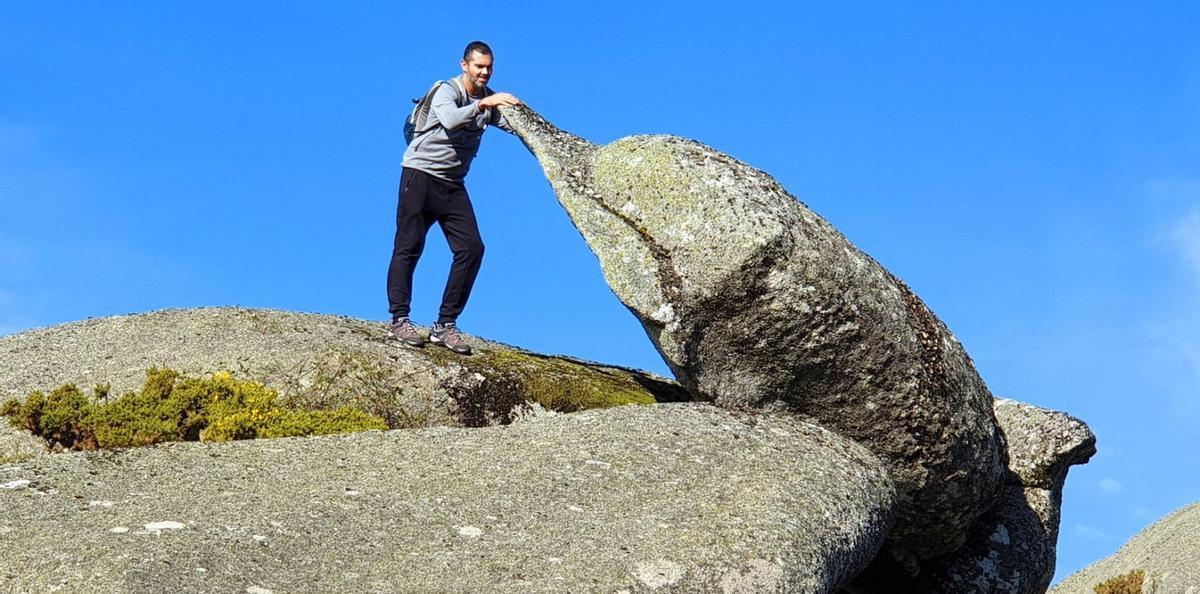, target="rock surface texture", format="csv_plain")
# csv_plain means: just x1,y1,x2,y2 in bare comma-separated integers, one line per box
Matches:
0,308,689,430
1051,501,1200,594
0,403,895,594
898,399,1096,593
500,104,1006,561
